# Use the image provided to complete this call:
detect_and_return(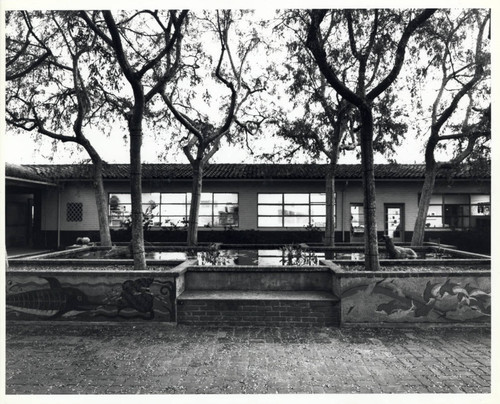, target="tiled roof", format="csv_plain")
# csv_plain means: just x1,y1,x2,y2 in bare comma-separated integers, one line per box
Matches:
16,163,490,181
5,163,54,183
